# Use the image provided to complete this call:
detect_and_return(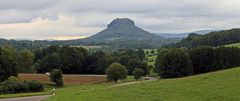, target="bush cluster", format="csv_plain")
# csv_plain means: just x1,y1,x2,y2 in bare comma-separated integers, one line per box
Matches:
0,77,43,94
